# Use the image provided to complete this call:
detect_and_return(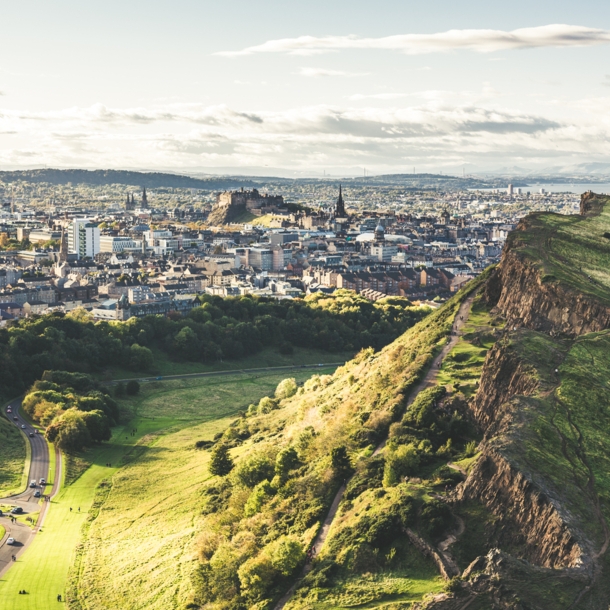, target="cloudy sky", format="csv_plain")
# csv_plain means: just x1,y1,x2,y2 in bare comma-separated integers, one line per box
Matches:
2,0,610,176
